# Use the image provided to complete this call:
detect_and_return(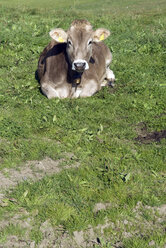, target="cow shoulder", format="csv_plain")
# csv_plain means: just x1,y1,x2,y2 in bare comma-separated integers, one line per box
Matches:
39,40,68,82
41,40,66,64
92,42,112,66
